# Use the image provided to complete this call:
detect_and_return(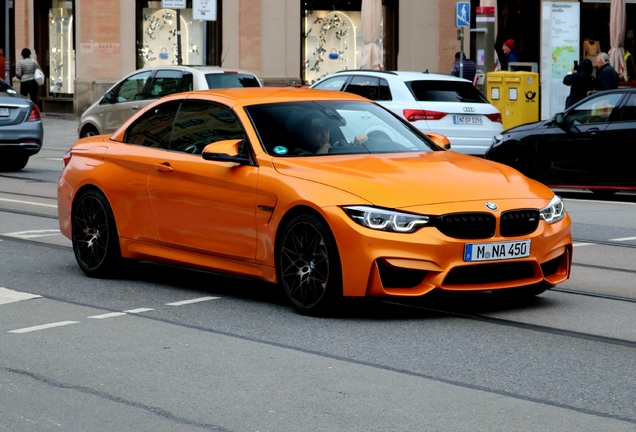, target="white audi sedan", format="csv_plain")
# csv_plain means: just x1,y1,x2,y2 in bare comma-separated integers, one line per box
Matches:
78,65,262,138
311,70,503,156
